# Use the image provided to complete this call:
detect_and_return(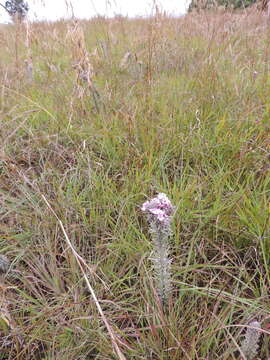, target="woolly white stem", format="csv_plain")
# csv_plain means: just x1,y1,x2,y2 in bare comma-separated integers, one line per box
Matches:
150,221,172,306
